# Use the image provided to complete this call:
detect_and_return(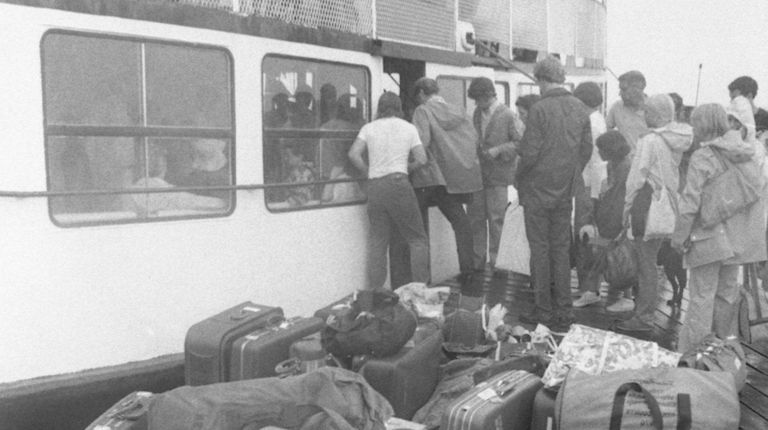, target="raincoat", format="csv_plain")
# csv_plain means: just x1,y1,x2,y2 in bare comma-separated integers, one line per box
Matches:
411,96,483,194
